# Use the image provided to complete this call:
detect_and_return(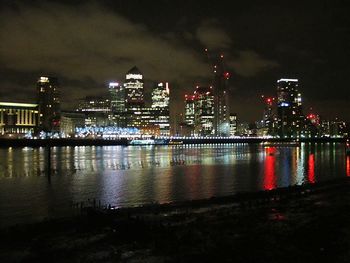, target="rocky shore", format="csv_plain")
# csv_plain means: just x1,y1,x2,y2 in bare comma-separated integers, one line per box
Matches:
1,178,350,262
